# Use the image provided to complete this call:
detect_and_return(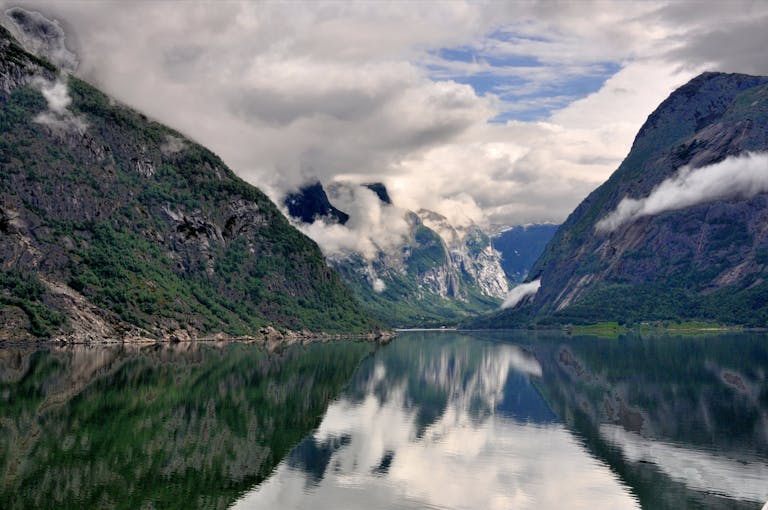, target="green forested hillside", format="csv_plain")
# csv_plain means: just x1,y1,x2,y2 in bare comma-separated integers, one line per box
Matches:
0,27,378,339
